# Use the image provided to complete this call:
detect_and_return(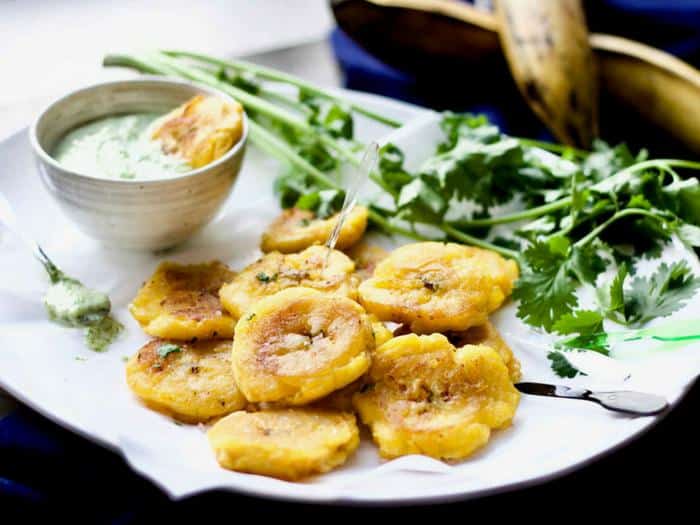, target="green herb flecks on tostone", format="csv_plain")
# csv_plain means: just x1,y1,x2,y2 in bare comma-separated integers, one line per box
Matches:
156,343,183,359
